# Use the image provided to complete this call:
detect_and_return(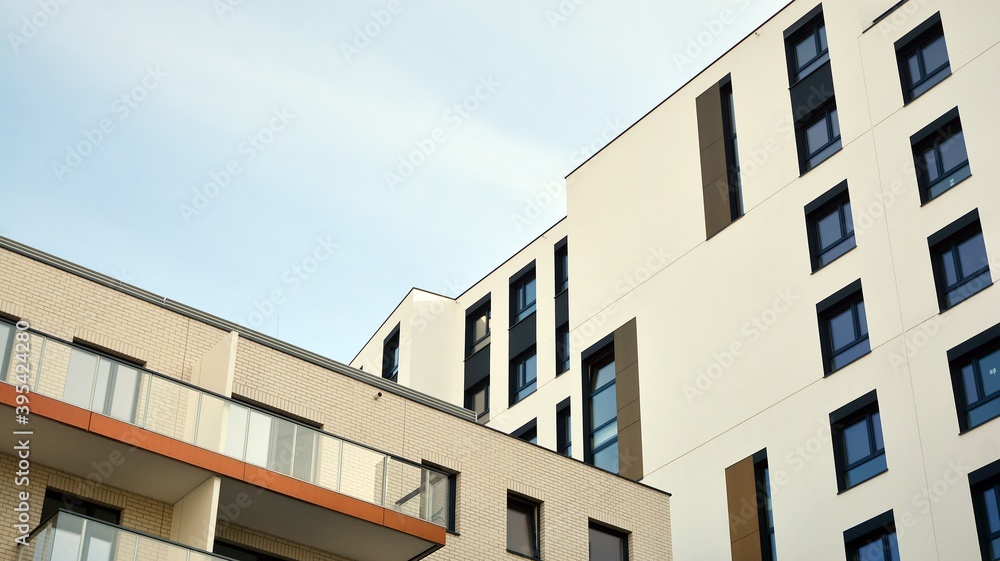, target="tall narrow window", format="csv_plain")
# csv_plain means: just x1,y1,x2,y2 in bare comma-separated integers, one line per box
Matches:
896,14,950,103
587,350,618,473
786,12,829,83
555,241,569,294
831,392,887,492
589,522,628,561
805,181,855,271
556,398,572,457
755,457,777,561
382,326,400,382
466,302,491,356
556,323,570,374
507,495,541,559
512,272,537,324
0,321,13,381
465,380,489,421
912,108,970,203
720,79,742,220
930,210,991,311
510,350,538,405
